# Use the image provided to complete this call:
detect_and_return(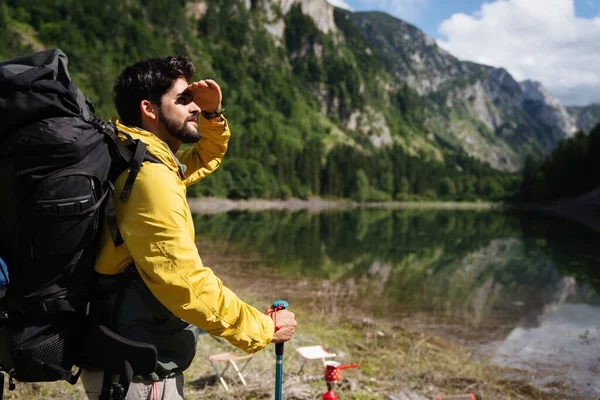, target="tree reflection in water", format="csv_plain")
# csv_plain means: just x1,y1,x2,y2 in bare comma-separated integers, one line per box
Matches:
194,209,600,394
